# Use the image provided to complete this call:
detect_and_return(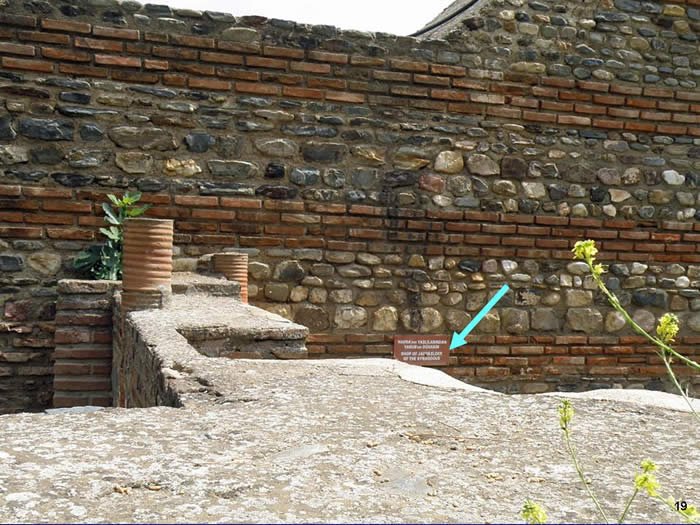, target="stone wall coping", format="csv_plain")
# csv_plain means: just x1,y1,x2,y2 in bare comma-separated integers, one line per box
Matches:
118,287,309,406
